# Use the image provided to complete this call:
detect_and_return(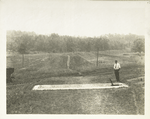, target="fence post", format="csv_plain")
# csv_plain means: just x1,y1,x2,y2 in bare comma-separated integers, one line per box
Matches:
67,55,70,69
96,49,99,67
